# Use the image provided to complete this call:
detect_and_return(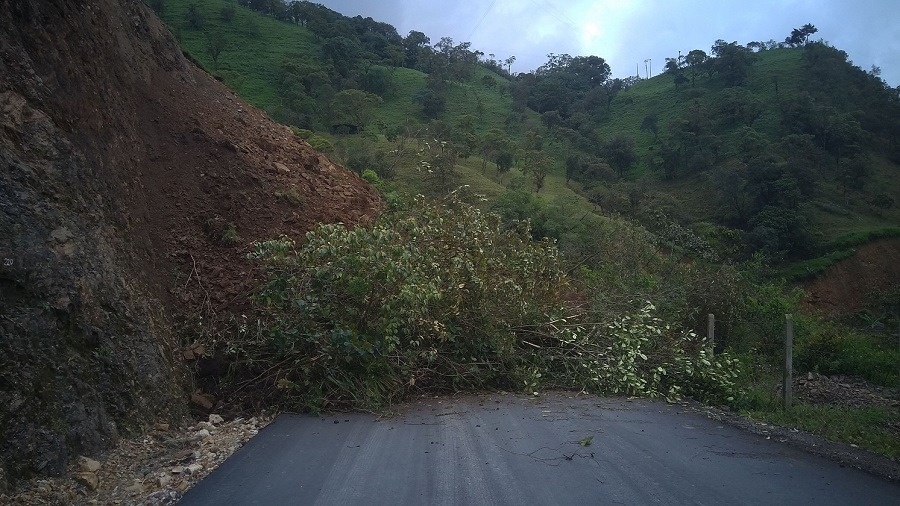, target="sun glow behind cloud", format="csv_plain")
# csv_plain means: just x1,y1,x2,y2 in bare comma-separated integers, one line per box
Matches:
318,0,899,86
577,1,644,72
